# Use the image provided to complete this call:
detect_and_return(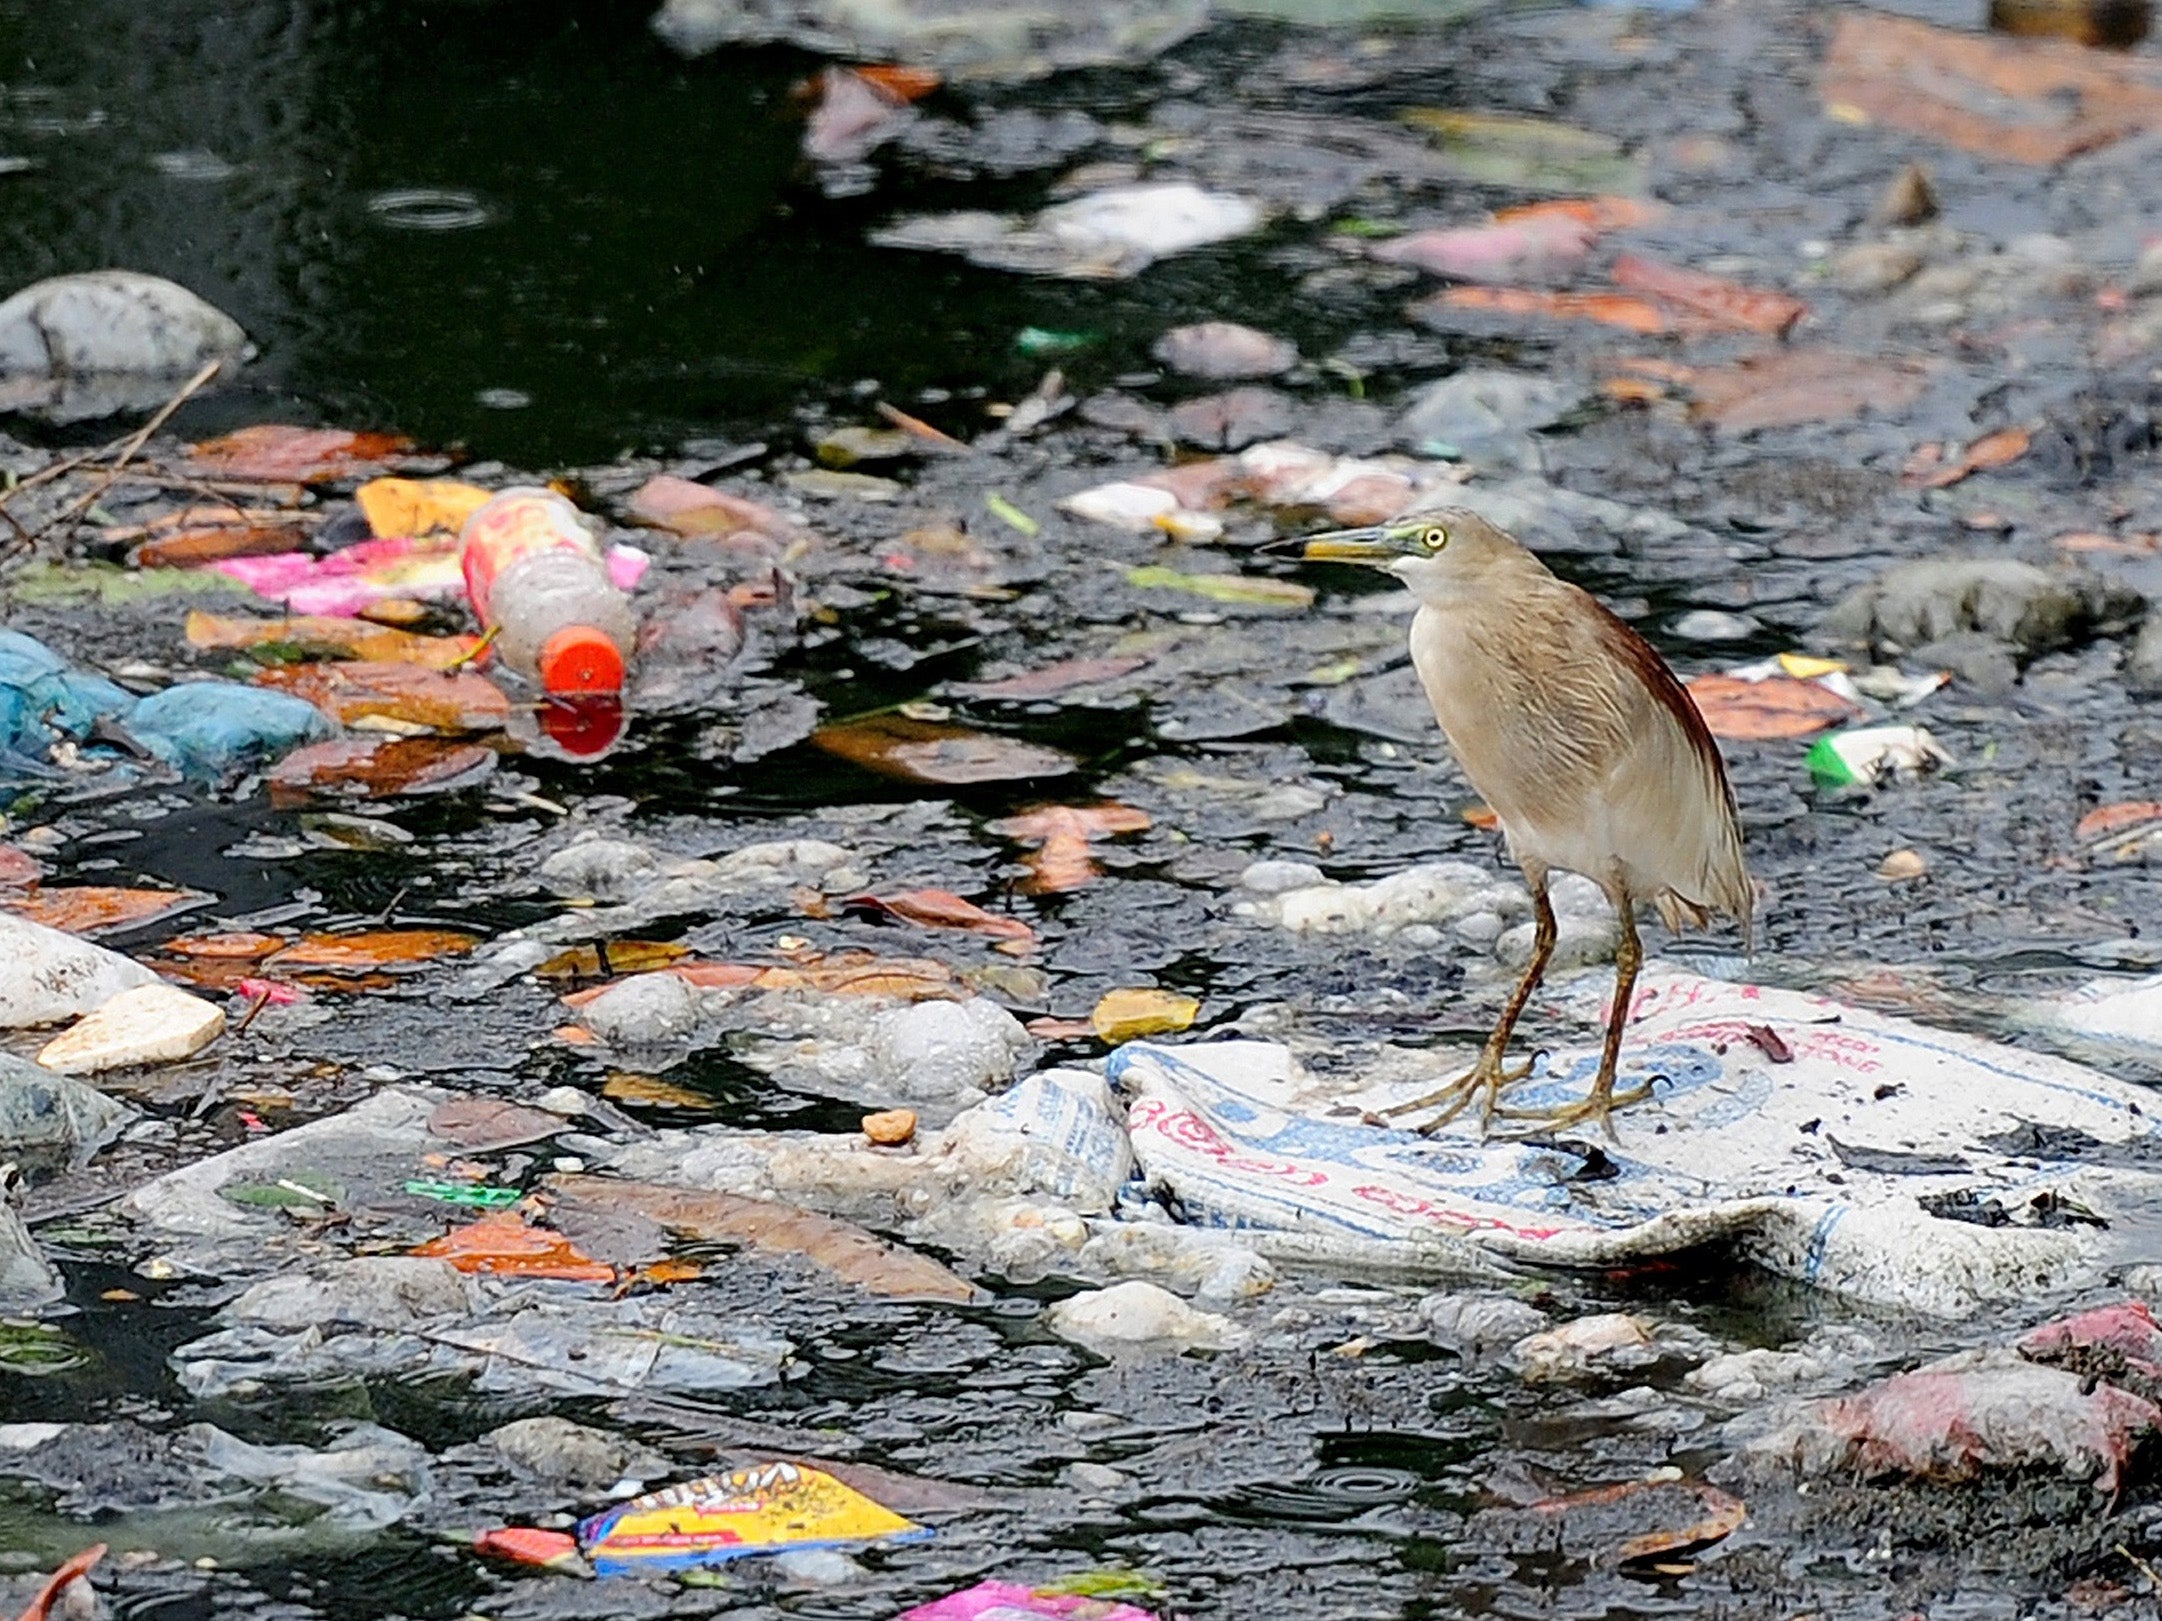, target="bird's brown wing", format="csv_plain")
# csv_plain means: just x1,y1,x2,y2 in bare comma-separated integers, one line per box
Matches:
1583,595,1753,944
